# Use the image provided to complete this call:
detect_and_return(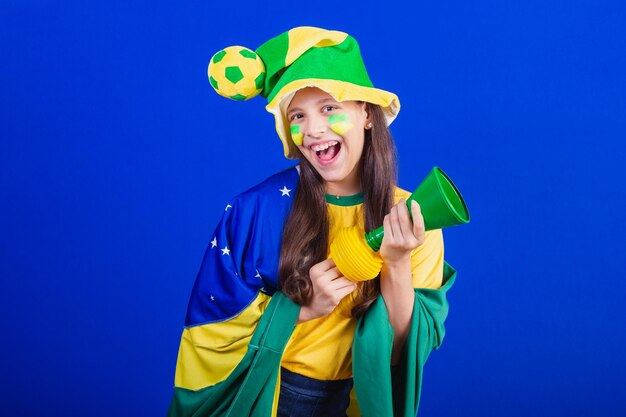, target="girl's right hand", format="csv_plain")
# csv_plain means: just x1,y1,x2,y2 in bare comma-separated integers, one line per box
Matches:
298,258,357,323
